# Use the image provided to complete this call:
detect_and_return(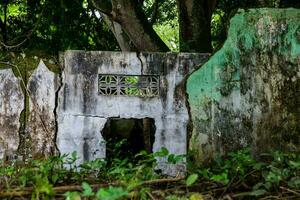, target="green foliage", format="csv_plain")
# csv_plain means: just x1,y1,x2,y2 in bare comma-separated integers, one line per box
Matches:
186,174,198,187
0,0,119,53
1,0,298,54
188,149,300,198
64,191,81,200
154,18,179,52
1,147,299,199
0,145,183,198
142,0,179,51
81,182,94,197
142,0,177,25
96,186,129,200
